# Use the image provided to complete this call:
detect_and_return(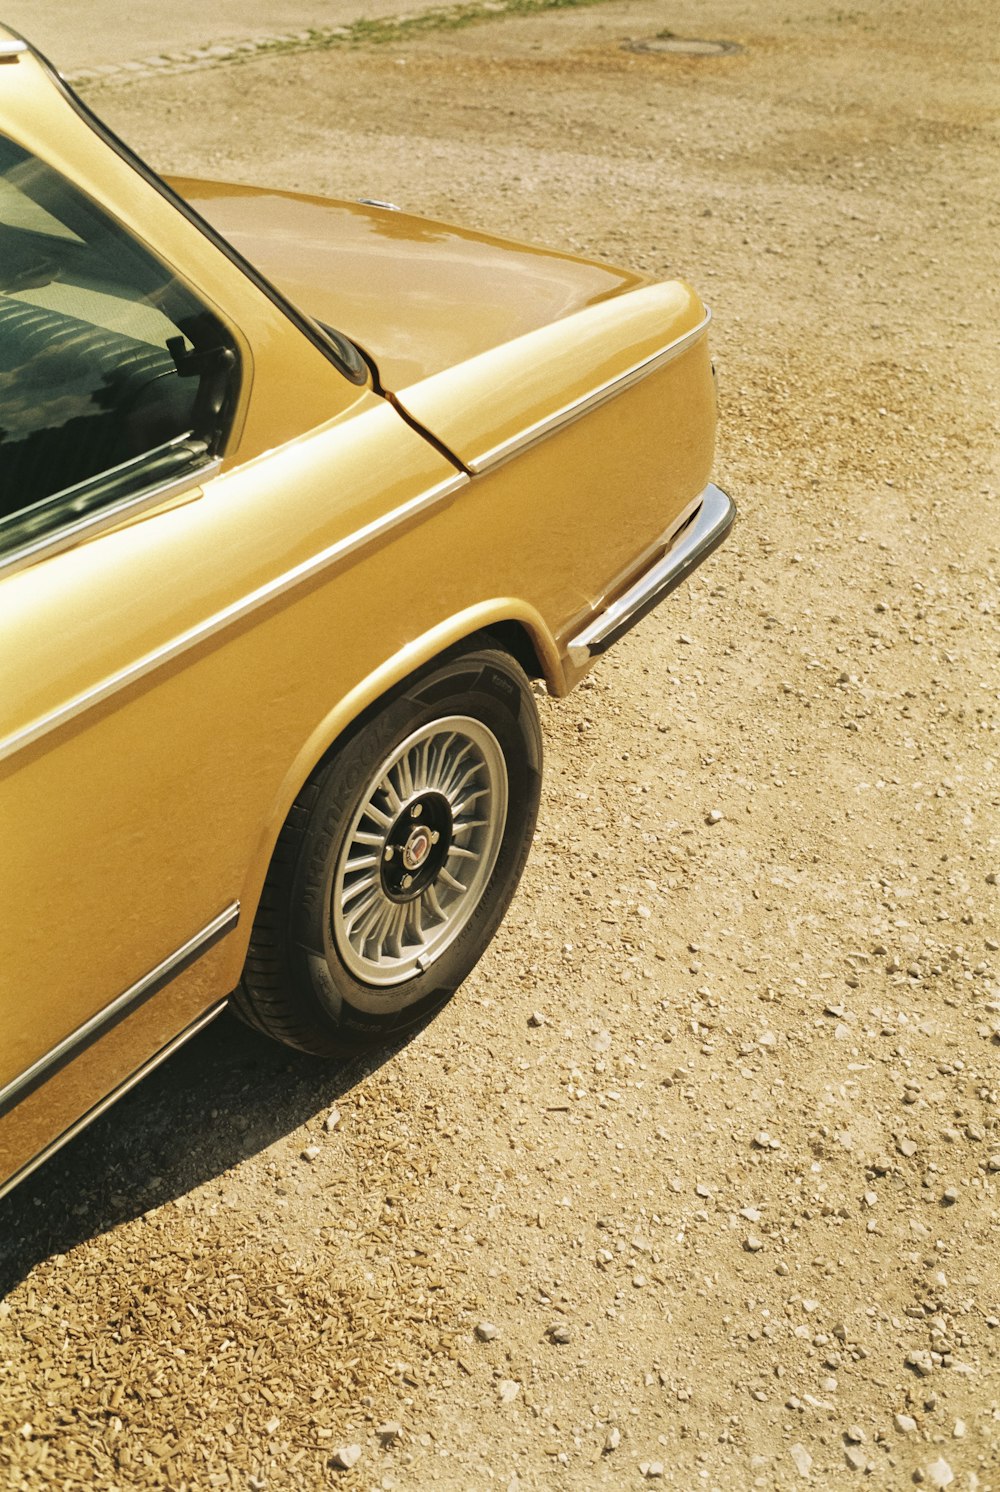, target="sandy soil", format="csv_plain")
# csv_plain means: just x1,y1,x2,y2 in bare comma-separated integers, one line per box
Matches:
1,1,998,1488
